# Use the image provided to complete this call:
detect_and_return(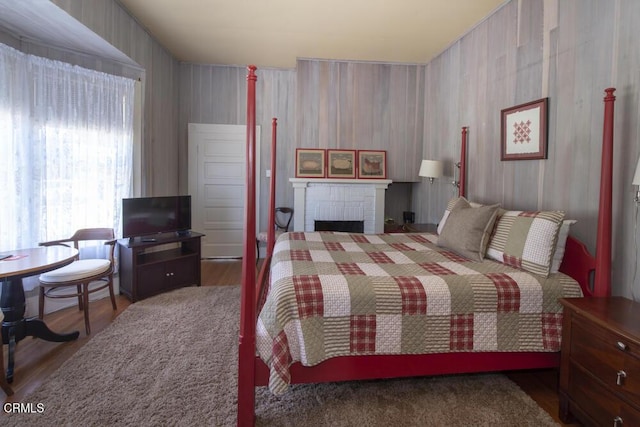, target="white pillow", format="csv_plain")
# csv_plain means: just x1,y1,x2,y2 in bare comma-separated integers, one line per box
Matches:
550,219,577,273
